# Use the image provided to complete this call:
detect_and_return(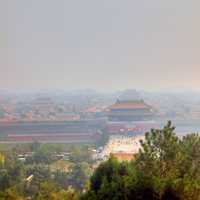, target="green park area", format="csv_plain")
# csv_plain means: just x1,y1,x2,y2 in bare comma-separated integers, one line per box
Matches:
0,122,199,199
